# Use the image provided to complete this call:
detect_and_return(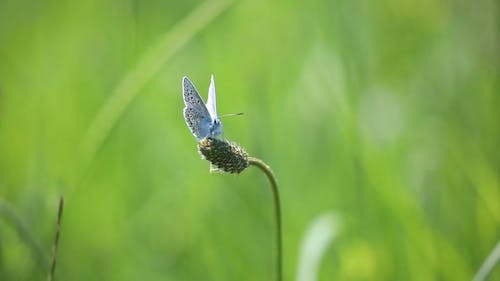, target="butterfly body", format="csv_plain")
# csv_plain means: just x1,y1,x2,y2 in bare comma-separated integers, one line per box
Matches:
182,75,223,141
